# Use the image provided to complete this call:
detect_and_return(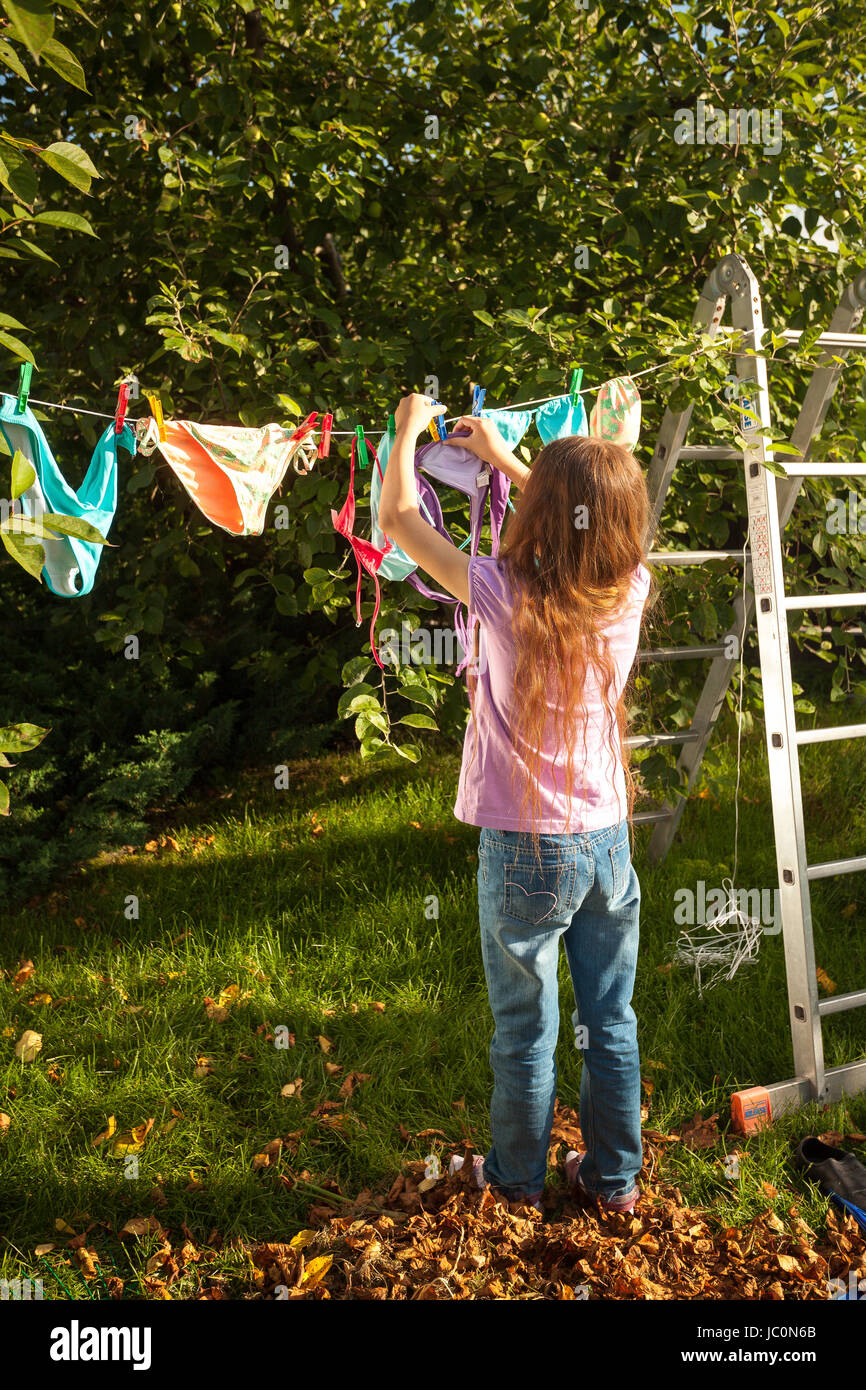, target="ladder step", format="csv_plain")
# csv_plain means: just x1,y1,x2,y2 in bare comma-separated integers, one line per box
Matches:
632,808,672,825
637,643,728,664
784,593,866,611
807,854,866,880
780,329,866,351
796,723,866,746
626,730,701,750
780,462,866,478
676,446,743,460
818,989,866,1018
648,550,746,566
